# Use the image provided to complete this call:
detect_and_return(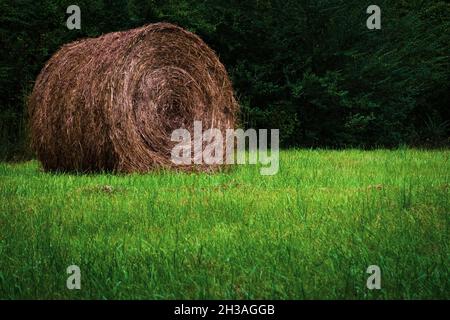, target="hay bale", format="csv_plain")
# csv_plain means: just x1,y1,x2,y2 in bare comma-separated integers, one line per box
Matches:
28,23,238,173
